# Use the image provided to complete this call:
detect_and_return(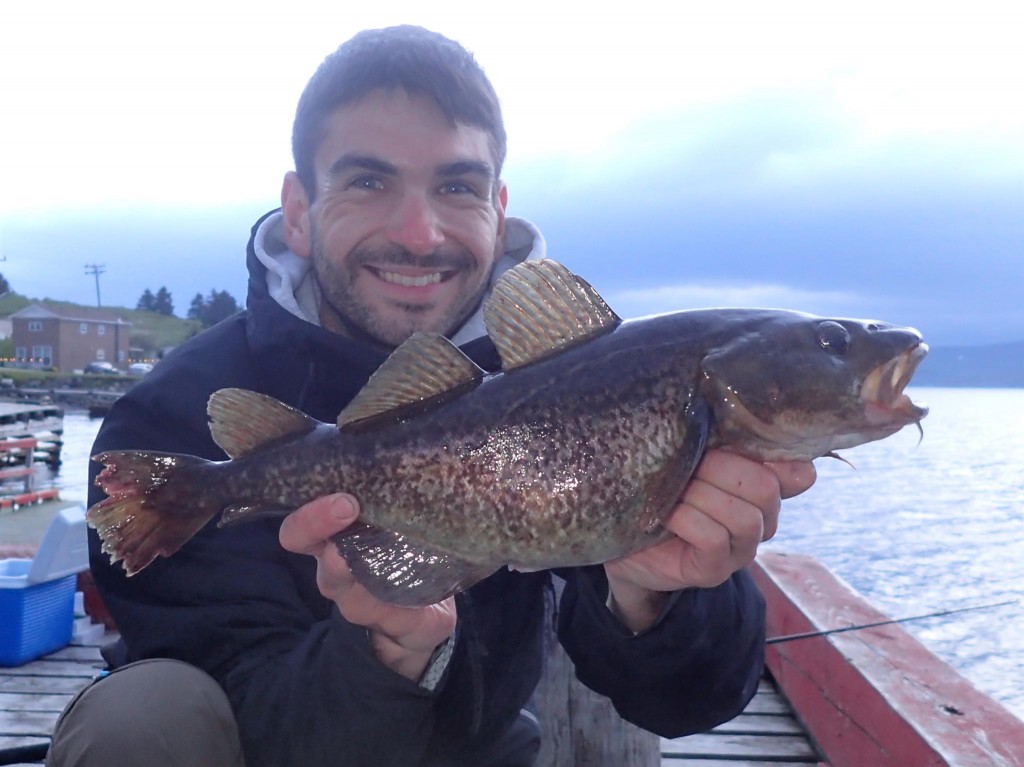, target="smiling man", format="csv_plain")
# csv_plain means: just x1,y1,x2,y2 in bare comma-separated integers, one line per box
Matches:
48,26,815,767
282,88,508,346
